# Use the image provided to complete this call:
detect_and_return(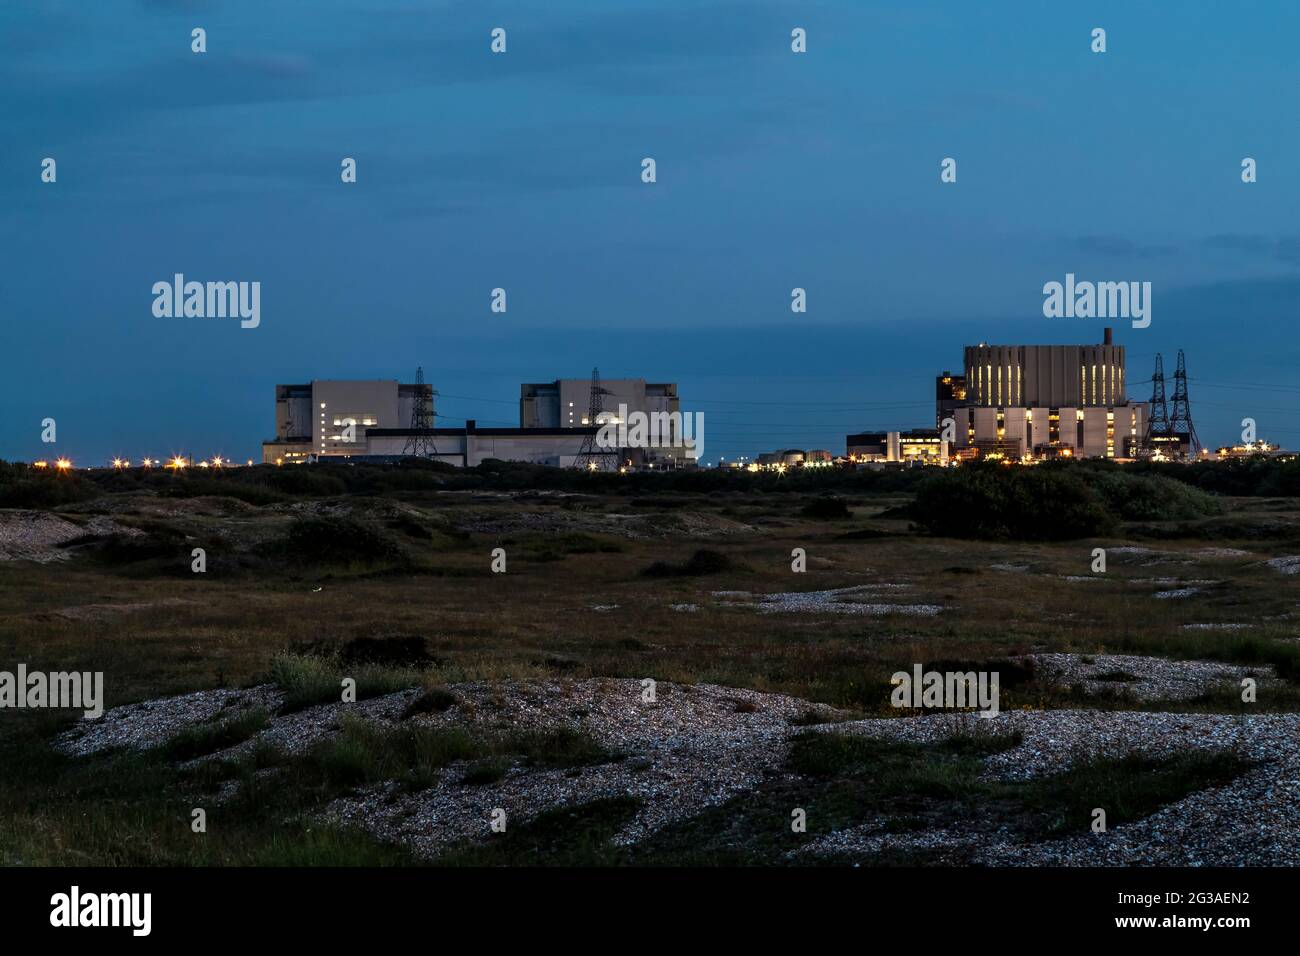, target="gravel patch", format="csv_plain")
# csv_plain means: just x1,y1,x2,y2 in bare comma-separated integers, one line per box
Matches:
1024,653,1271,701
321,679,845,856
715,584,940,617
1153,587,1201,599
57,685,285,757
800,709,1300,865
0,510,143,563
1266,555,1300,575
